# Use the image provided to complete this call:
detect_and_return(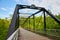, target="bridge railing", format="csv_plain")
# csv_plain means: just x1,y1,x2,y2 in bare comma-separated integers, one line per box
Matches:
19,4,60,38
7,29,19,40
20,10,60,38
